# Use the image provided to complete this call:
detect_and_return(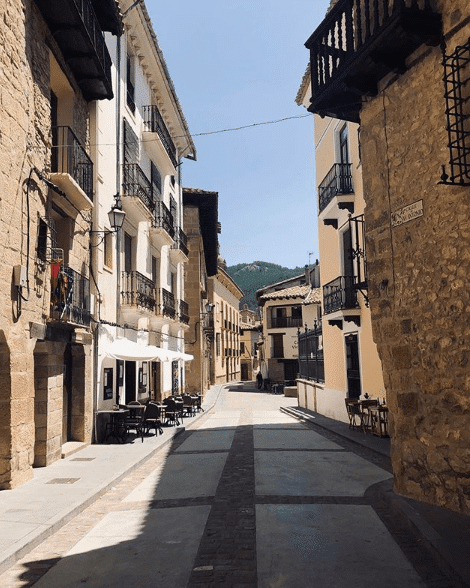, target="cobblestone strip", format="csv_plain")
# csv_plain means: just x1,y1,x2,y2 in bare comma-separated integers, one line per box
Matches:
186,423,257,588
